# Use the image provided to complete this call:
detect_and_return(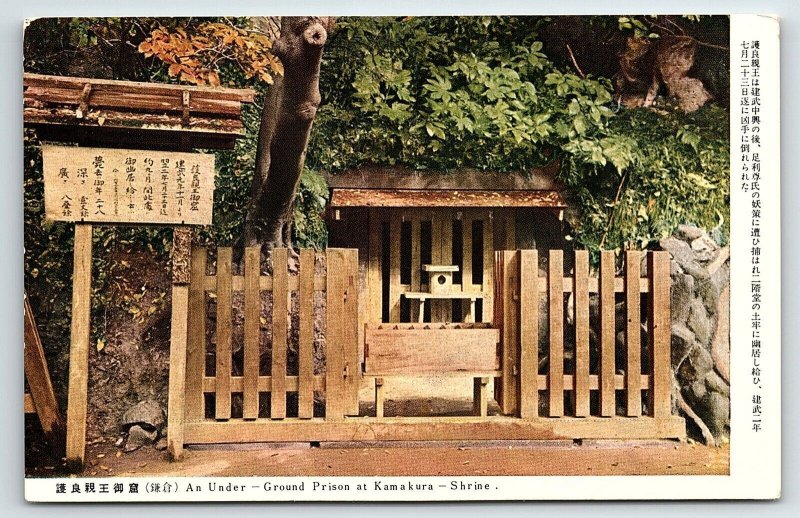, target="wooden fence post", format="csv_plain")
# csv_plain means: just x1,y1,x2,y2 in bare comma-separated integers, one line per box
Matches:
271,248,289,420
167,227,191,460
648,251,672,418
599,250,616,417
65,223,92,471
